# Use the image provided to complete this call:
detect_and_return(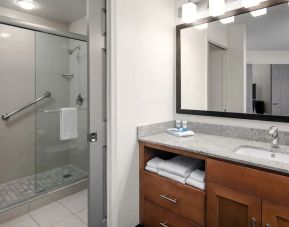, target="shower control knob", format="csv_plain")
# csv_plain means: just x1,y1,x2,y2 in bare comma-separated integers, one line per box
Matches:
89,133,97,142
